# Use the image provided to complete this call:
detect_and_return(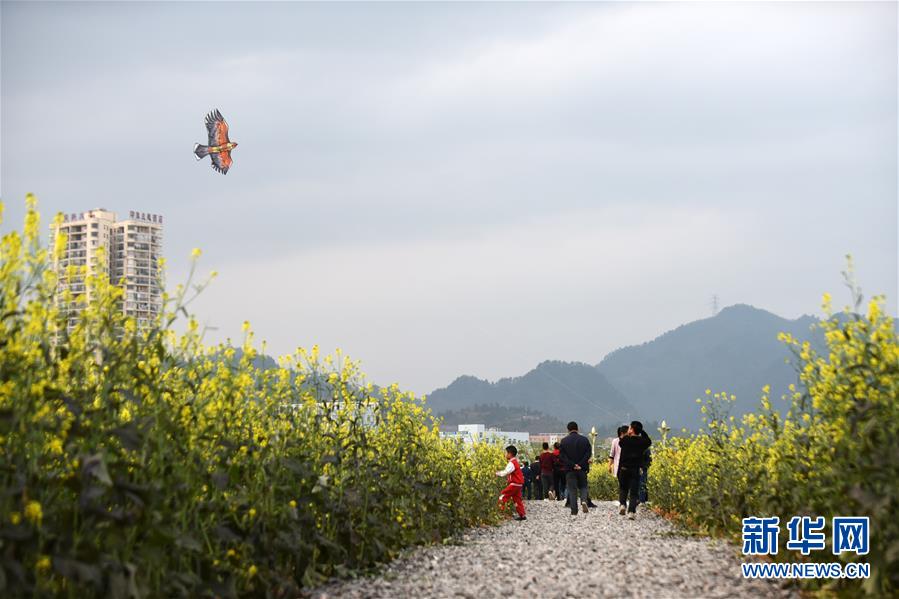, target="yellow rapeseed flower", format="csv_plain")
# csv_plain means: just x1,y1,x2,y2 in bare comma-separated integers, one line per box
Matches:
10,511,22,525
36,555,51,574
46,437,63,455
24,500,42,525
